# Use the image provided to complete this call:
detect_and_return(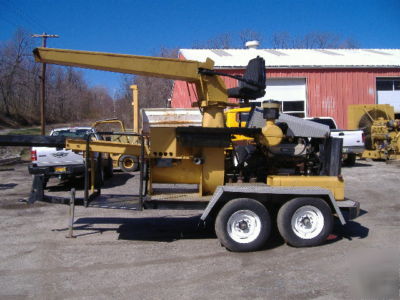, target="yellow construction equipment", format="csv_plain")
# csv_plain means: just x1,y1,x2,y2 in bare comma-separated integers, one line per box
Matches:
22,46,360,252
33,48,231,128
33,47,266,195
91,85,141,172
348,104,400,160
91,118,140,172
